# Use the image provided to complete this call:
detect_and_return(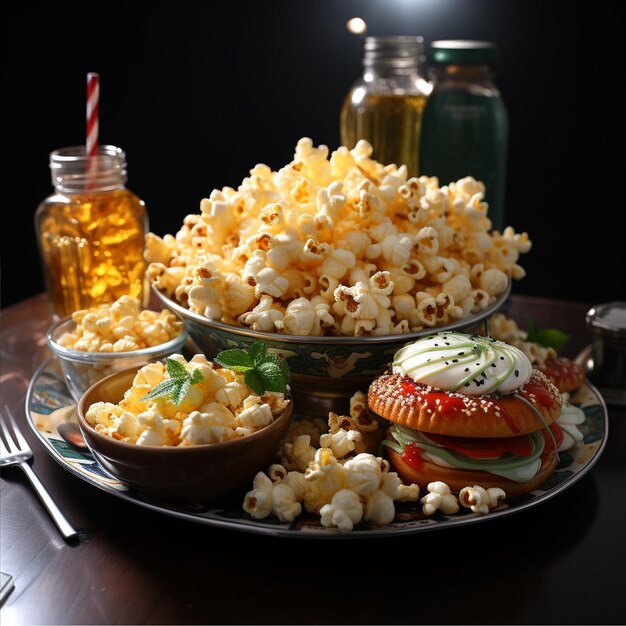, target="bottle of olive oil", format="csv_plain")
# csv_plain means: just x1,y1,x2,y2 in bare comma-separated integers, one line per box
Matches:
340,36,431,177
